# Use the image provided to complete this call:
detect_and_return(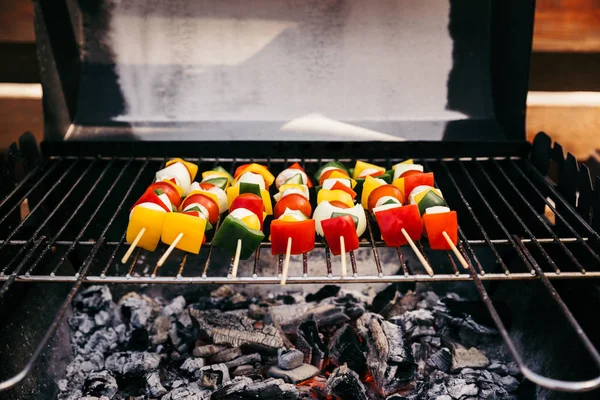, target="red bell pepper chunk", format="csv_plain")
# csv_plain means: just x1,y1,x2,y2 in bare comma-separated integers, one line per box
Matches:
230,193,265,229
321,215,360,256
374,204,422,247
270,219,315,255
132,190,171,212
405,172,435,200
289,162,313,188
422,211,458,250
330,181,357,199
